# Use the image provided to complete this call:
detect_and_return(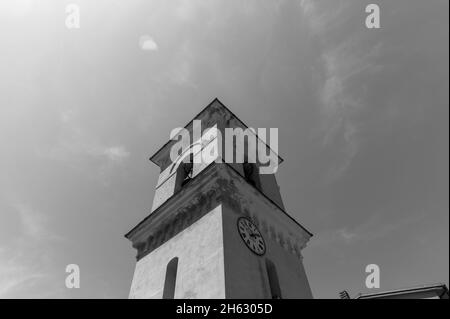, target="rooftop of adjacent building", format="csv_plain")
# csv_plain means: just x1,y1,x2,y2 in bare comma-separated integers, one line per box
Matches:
350,283,449,299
